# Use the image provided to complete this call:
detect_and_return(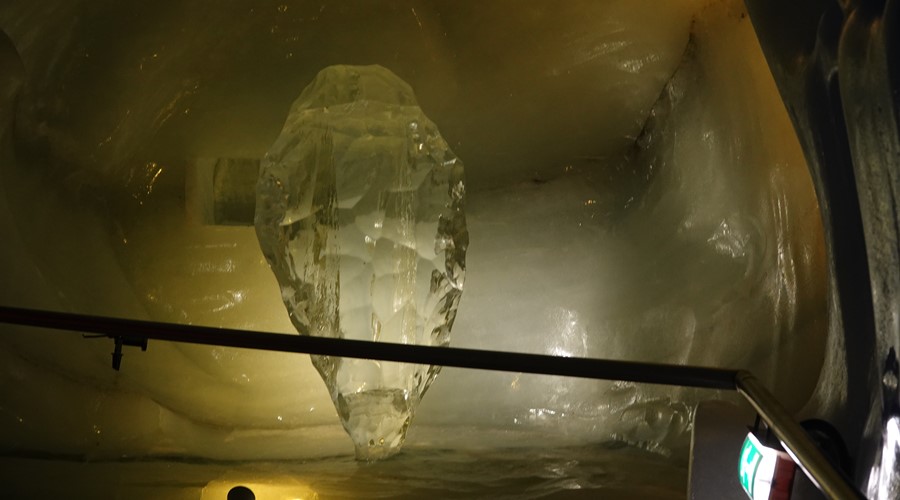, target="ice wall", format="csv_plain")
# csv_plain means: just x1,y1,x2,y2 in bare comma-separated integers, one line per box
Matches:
0,0,825,462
